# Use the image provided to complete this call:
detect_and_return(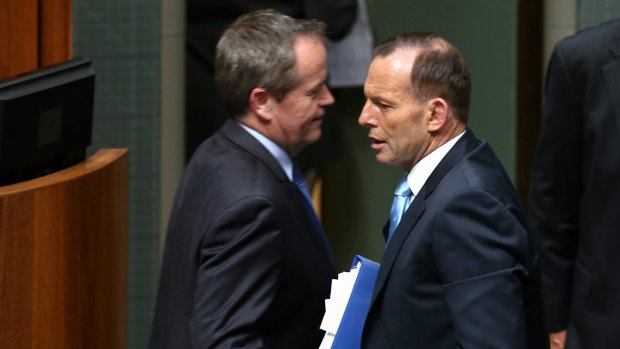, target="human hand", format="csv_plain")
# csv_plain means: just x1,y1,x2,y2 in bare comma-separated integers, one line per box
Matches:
549,330,567,349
